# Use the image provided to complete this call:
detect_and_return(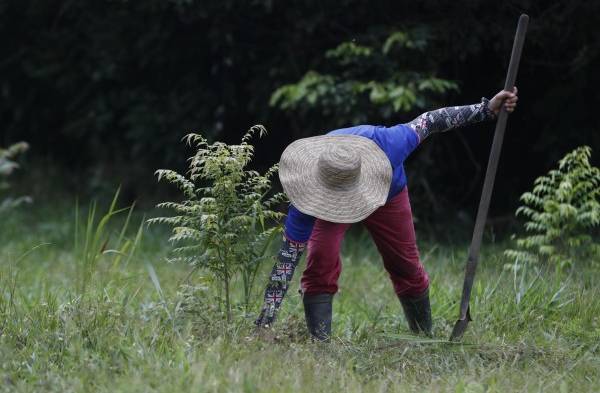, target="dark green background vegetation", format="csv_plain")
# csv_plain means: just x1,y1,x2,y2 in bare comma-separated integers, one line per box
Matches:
2,0,599,221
